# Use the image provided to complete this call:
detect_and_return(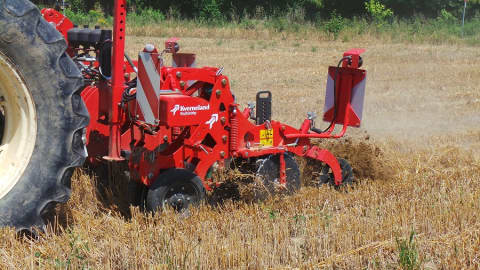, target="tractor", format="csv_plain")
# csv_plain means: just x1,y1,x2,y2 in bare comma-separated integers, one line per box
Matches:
0,0,366,230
